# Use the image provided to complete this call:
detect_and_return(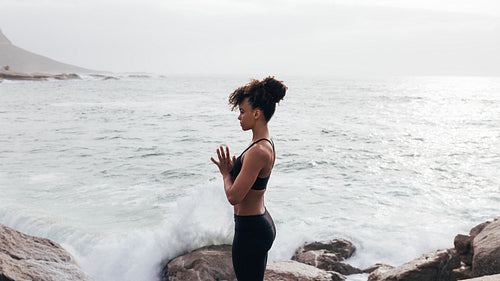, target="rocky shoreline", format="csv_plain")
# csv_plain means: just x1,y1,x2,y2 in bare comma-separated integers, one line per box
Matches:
0,70,82,81
163,216,500,281
0,70,121,81
1,217,499,281
0,224,91,281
